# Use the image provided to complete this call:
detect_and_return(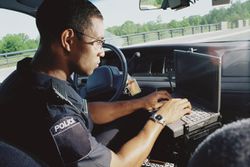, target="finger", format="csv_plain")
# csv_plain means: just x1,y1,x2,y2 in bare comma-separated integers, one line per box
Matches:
174,98,192,109
186,102,192,109
170,98,182,101
182,108,192,115
153,101,166,109
147,107,153,112
183,100,192,109
126,79,134,85
156,90,172,100
158,90,171,98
